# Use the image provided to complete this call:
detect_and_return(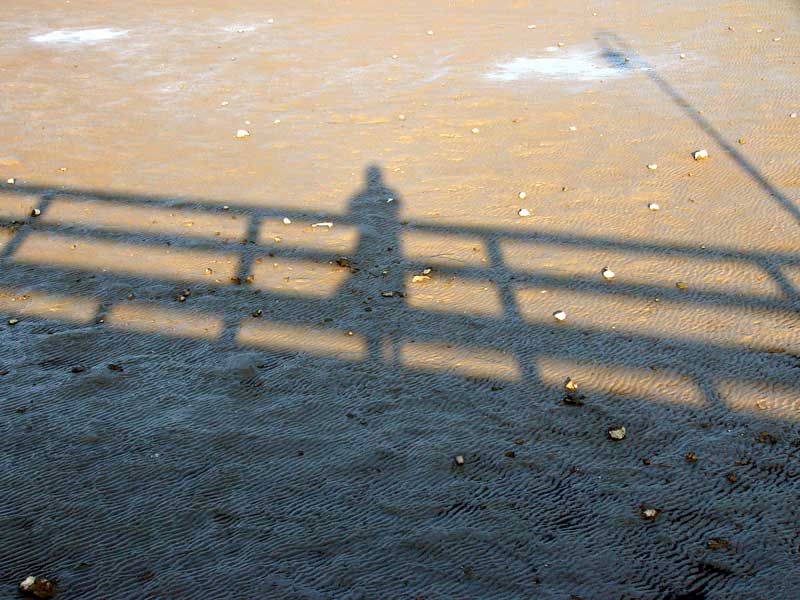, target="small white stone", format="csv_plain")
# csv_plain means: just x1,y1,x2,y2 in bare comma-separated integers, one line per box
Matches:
31,208,41,217
791,113,798,118
553,310,567,321
244,120,251,125
427,30,434,36
312,222,334,228
398,114,406,121
773,37,781,42
679,53,686,59
471,127,480,134
648,202,660,211
412,275,431,283
274,118,281,124
8,318,19,325
282,217,291,225
391,53,399,59
454,455,465,466
569,125,577,131
601,267,615,280
518,208,531,217
528,24,536,29
220,101,229,106
267,17,274,24
386,197,394,203
236,129,250,138
608,425,626,440
647,163,658,170
518,191,527,200
557,42,565,47
6,177,15,184
692,149,709,160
